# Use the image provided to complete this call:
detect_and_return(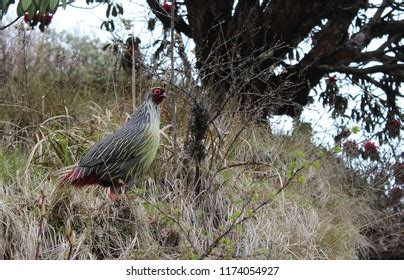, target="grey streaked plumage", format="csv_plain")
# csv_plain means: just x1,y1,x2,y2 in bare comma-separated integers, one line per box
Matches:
61,87,167,190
